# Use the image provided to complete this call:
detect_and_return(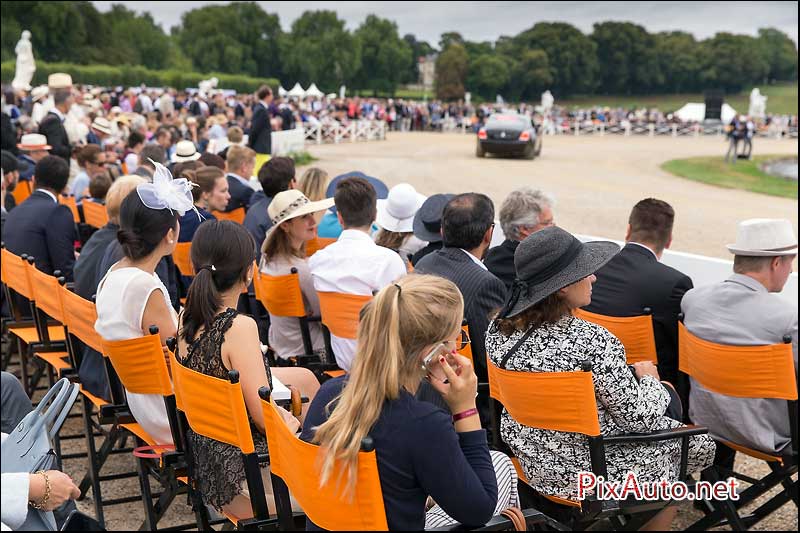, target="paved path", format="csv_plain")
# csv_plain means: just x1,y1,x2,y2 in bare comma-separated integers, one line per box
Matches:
305,132,798,262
